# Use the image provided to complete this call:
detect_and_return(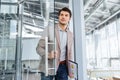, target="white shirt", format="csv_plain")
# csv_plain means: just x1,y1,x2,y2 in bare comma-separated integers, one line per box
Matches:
58,26,67,61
